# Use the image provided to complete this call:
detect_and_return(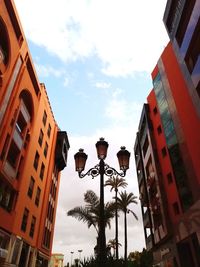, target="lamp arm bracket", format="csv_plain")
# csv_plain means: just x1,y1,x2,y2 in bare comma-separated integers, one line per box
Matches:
78,164,100,179
104,163,126,177
78,163,126,179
